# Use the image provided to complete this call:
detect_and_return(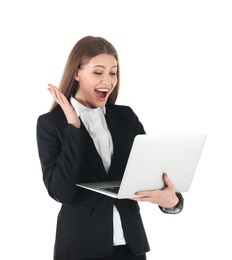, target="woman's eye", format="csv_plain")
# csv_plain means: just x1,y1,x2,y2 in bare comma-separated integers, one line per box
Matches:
93,71,117,76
